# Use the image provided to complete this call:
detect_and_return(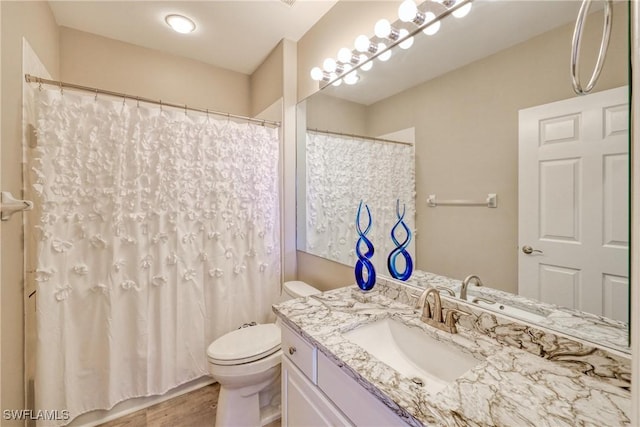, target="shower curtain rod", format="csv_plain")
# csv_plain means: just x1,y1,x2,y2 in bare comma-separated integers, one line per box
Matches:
24,74,281,128
307,128,413,146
